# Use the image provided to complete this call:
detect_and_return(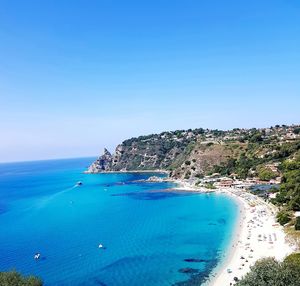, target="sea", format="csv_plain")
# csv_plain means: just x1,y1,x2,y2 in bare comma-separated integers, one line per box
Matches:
0,157,239,286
